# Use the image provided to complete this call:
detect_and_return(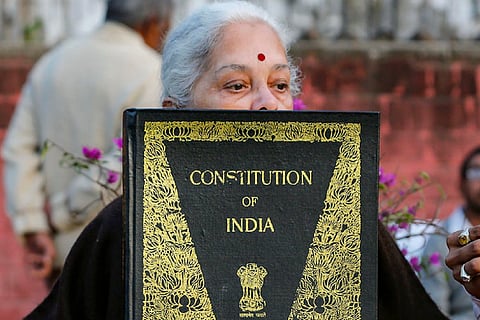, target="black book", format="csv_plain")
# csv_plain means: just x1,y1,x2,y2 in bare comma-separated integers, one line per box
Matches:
123,109,379,319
